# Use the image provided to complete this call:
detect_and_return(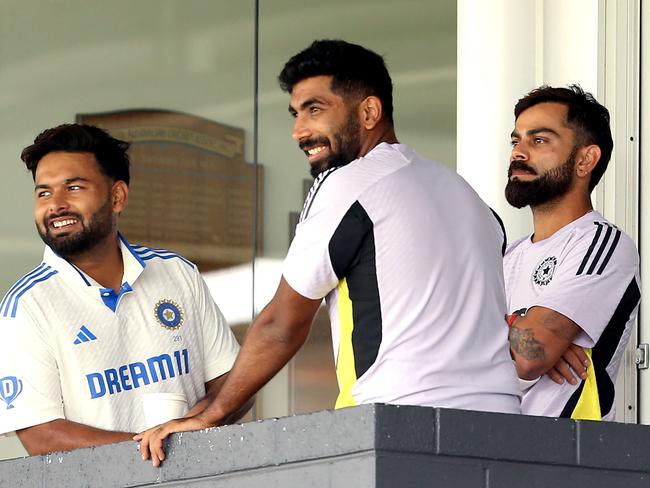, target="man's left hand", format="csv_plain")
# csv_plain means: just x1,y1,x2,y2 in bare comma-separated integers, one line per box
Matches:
547,343,590,385
134,415,210,467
